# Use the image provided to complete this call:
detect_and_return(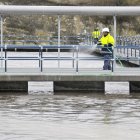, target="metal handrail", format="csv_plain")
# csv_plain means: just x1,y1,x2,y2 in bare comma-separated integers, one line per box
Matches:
0,44,140,73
